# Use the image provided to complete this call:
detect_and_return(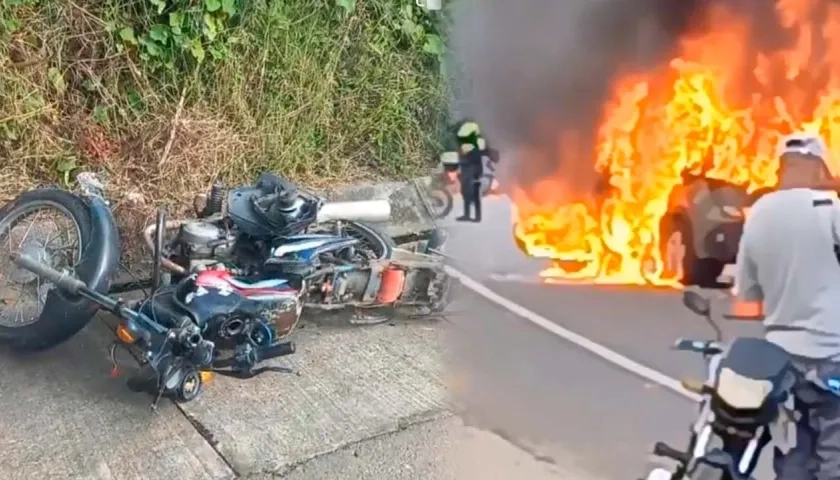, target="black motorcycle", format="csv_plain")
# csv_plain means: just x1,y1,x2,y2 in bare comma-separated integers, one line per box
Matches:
644,290,804,480
427,149,500,219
